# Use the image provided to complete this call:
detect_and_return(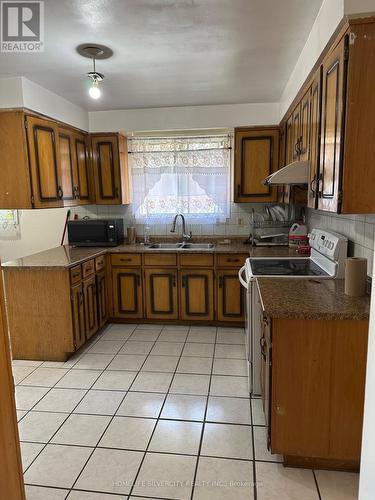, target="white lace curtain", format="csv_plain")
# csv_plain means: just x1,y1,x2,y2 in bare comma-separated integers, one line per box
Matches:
129,134,231,224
